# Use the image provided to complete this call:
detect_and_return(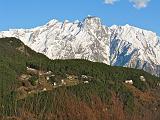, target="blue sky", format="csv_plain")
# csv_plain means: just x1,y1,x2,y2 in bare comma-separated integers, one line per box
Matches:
0,0,159,35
